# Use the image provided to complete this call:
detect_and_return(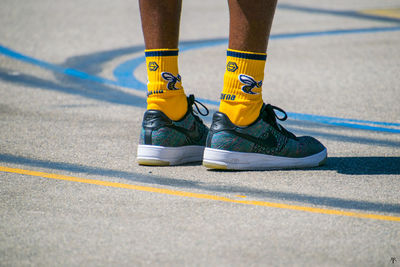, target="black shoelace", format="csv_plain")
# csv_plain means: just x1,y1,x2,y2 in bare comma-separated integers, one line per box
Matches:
262,104,297,139
188,94,209,117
